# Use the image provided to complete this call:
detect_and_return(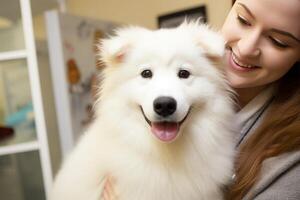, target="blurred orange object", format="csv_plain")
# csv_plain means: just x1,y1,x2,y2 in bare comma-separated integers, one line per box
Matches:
67,58,81,85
